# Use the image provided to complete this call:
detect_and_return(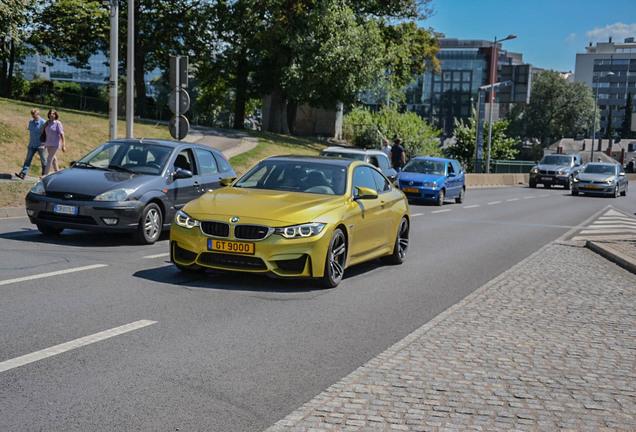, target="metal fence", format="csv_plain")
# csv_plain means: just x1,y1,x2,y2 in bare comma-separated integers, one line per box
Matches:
491,160,535,173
